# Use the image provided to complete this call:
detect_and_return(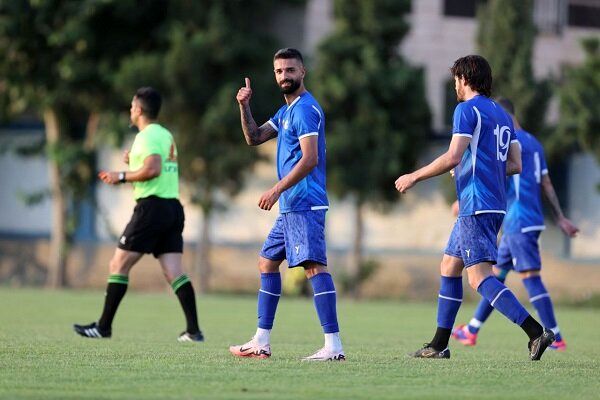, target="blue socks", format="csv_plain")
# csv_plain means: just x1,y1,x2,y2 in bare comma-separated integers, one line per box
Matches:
310,272,339,333
468,270,508,334
437,276,463,329
523,276,562,341
257,272,281,329
477,276,530,325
